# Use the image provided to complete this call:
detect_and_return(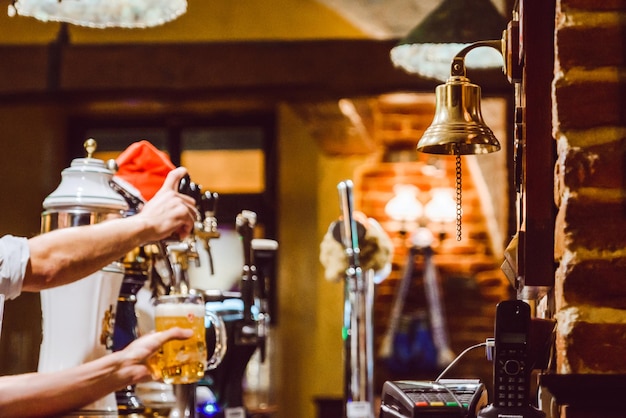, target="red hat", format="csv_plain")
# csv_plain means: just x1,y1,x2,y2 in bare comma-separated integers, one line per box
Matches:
115,140,175,201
